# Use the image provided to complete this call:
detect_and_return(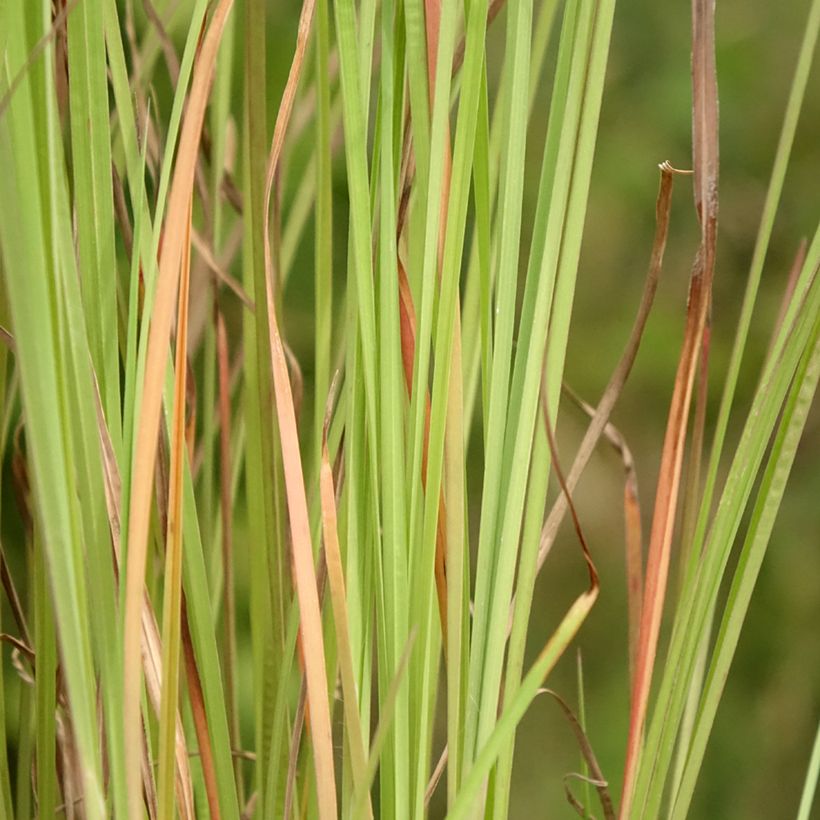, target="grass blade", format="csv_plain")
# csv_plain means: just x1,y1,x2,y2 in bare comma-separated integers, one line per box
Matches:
320,378,372,817
121,4,235,815
156,199,193,820
260,0,339,814
620,2,719,810
670,291,820,819
796,720,820,820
